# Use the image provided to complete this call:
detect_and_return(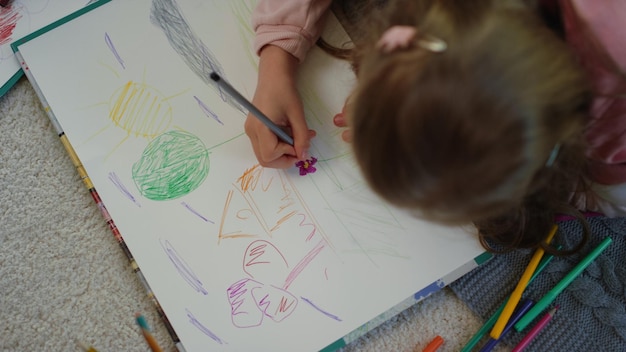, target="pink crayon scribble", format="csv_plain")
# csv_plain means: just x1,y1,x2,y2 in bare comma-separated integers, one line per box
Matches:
282,240,325,290
227,278,264,328
226,239,327,328
296,212,317,242
252,284,298,323
243,240,289,281
0,5,22,46
186,309,227,345
105,32,125,69
226,278,298,328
